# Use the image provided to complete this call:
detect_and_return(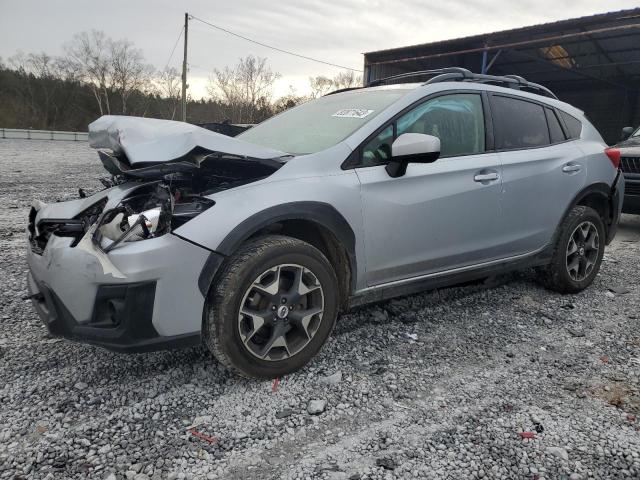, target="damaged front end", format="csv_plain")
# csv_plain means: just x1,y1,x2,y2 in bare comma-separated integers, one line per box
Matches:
29,115,288,258
25,116,289,352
